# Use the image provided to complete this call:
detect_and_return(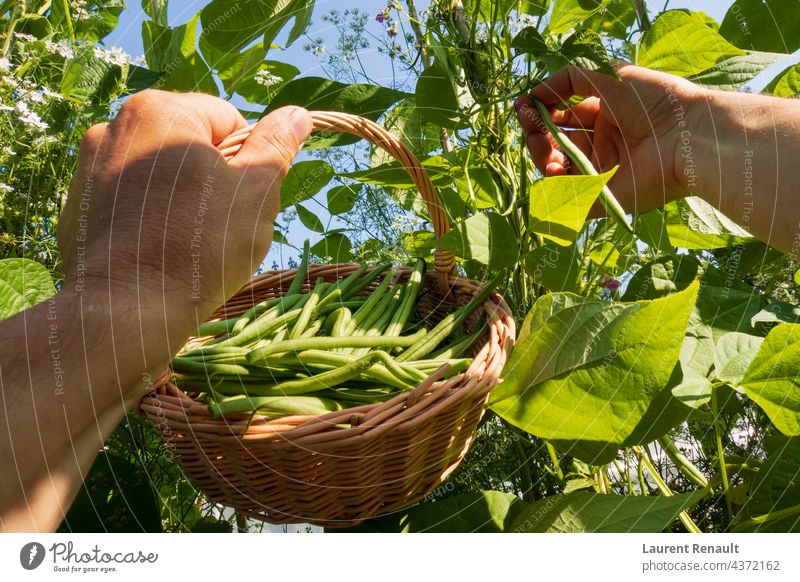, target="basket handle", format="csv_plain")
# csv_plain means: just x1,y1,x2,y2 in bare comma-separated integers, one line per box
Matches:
216,111,456,289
